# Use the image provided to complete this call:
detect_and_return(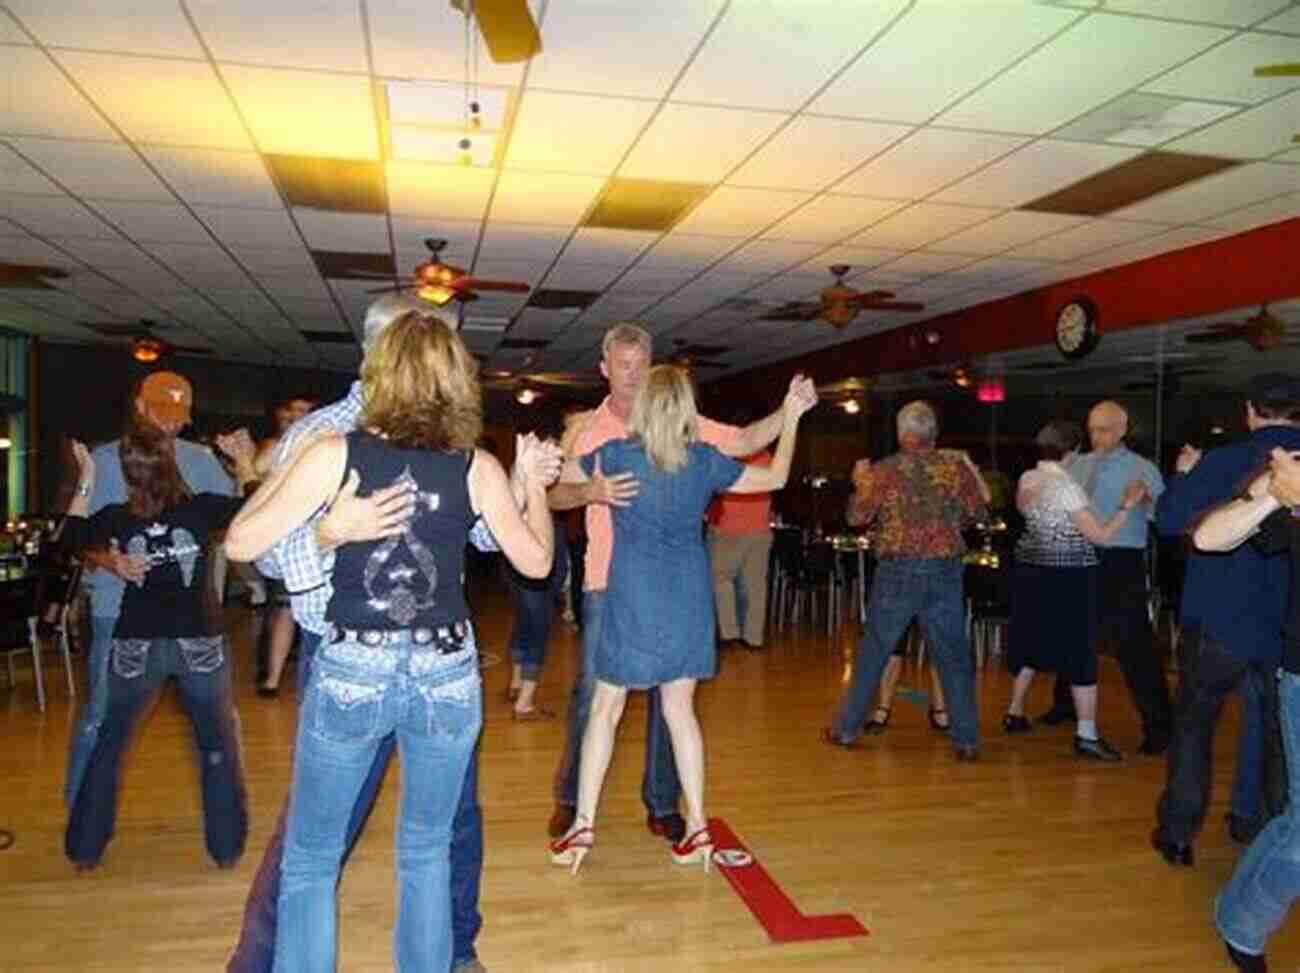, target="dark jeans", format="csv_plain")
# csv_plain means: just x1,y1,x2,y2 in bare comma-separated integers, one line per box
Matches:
554,590,681,817
226,633,485,972
831,557,979,749
1156,629,1284,844
507,528,566,681
1052,547,1173,738
65,635,246,867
